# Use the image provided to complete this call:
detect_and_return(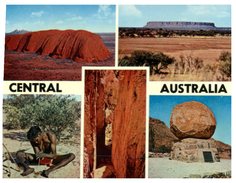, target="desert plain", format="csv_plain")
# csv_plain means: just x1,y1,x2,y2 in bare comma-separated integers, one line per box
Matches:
119,36,231,81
